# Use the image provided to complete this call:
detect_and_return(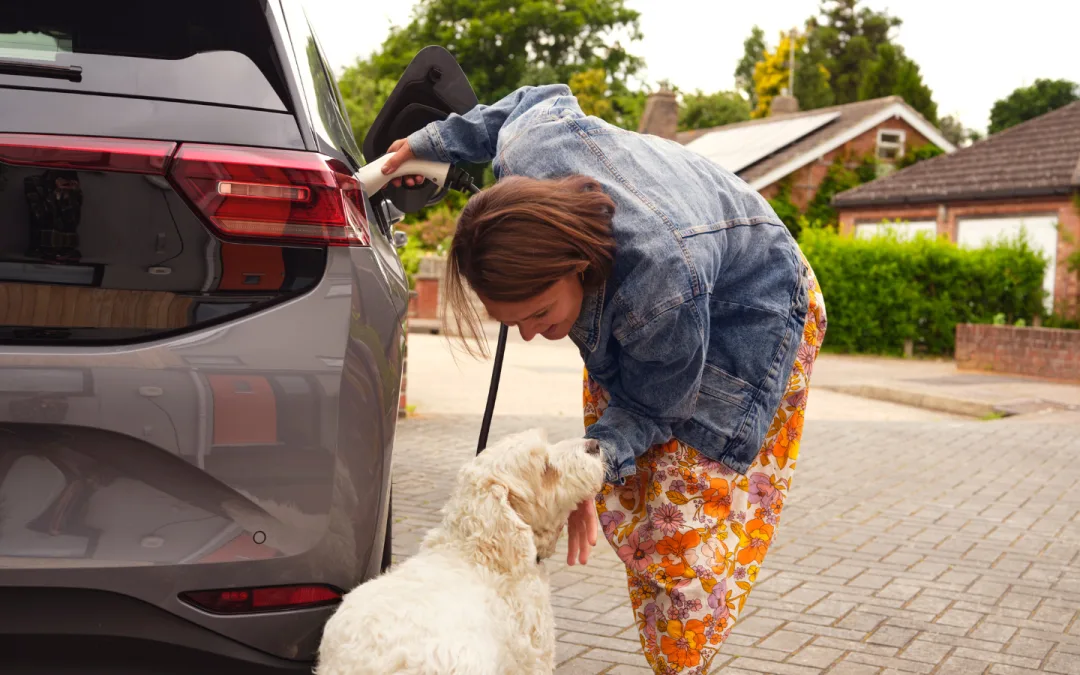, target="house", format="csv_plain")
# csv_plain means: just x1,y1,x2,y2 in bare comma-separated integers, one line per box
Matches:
639,91,956,211
832,101,1080,314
